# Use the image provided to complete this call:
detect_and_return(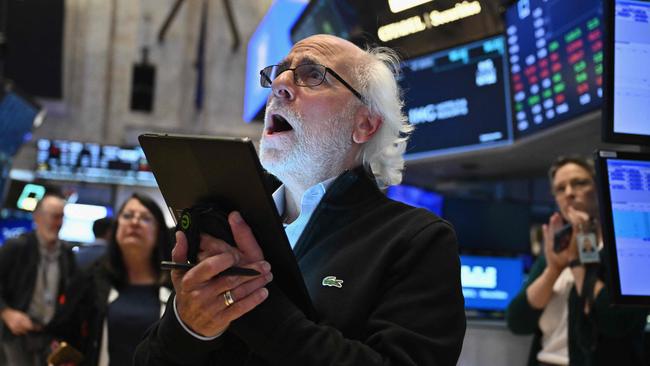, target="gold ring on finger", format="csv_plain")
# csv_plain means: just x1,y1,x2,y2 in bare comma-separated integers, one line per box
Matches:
223,290,235,307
